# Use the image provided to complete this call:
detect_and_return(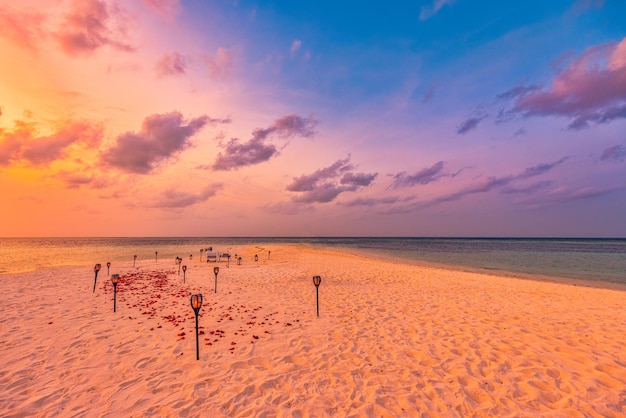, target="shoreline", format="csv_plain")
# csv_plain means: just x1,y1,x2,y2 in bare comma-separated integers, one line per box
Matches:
308,244,626,292
4,242,625,292
1,244,625,416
